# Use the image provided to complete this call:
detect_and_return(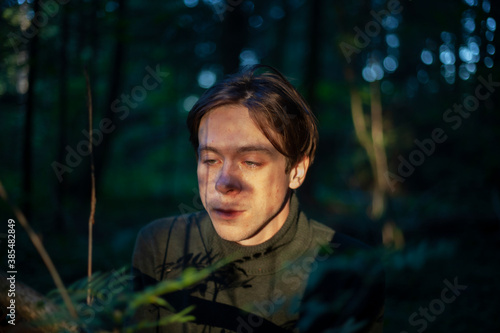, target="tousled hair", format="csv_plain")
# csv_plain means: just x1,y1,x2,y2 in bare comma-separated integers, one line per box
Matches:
187,65,318,172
